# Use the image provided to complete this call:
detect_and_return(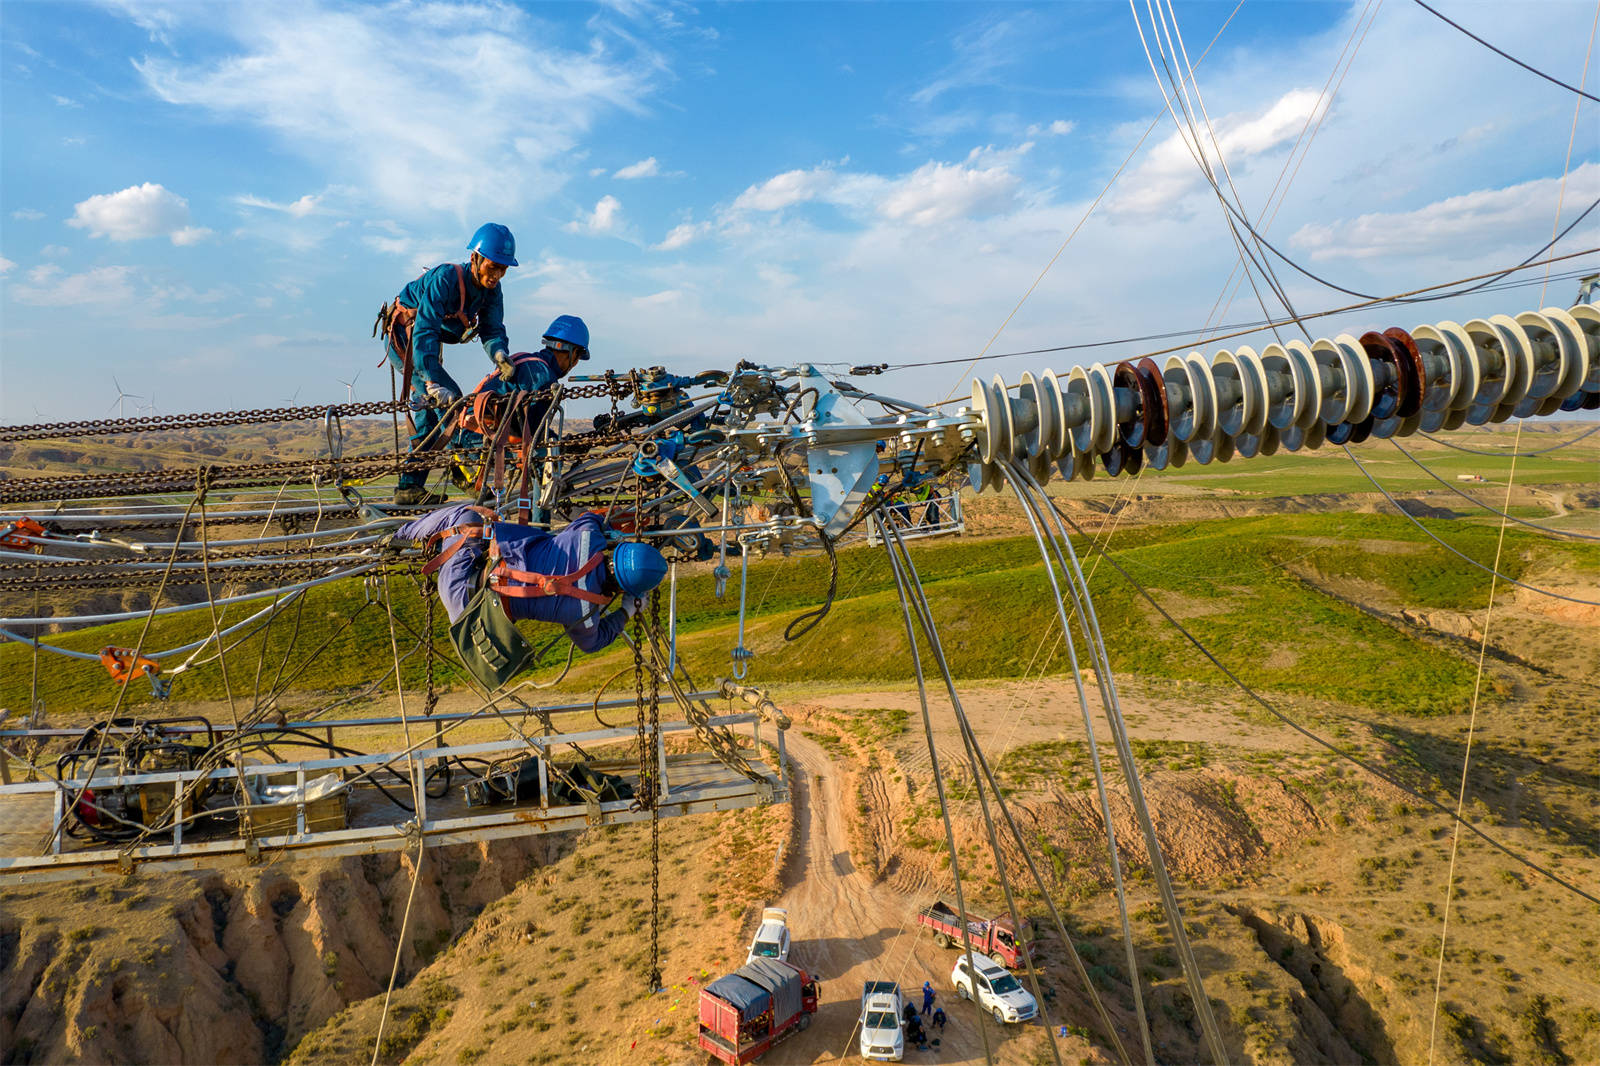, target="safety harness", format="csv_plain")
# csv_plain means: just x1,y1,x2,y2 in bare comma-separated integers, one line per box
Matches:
422,512,615,690
373,263,480,391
